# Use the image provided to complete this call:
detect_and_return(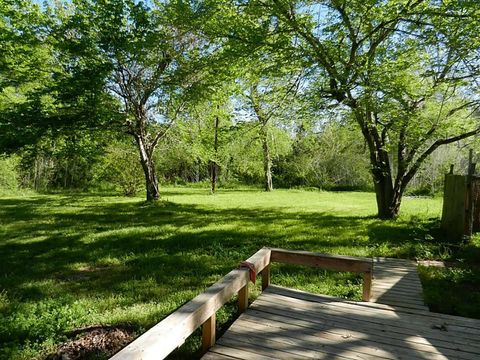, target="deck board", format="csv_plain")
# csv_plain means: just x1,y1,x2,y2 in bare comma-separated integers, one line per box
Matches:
203,286,480,360
371,257,429,312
